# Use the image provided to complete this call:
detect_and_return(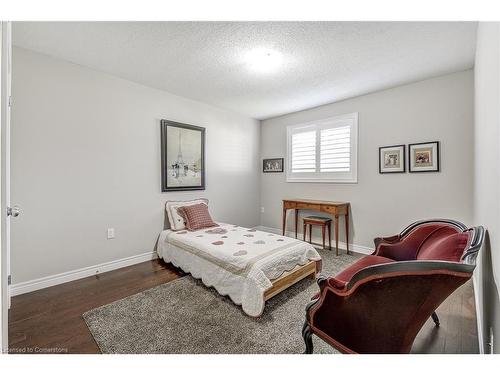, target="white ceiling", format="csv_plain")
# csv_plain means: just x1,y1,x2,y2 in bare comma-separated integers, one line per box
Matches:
13,22,477,120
